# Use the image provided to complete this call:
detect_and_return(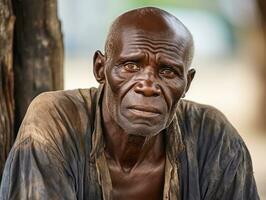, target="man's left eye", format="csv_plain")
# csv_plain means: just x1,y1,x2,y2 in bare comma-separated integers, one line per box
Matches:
159,68,177,78
123,63,140,72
